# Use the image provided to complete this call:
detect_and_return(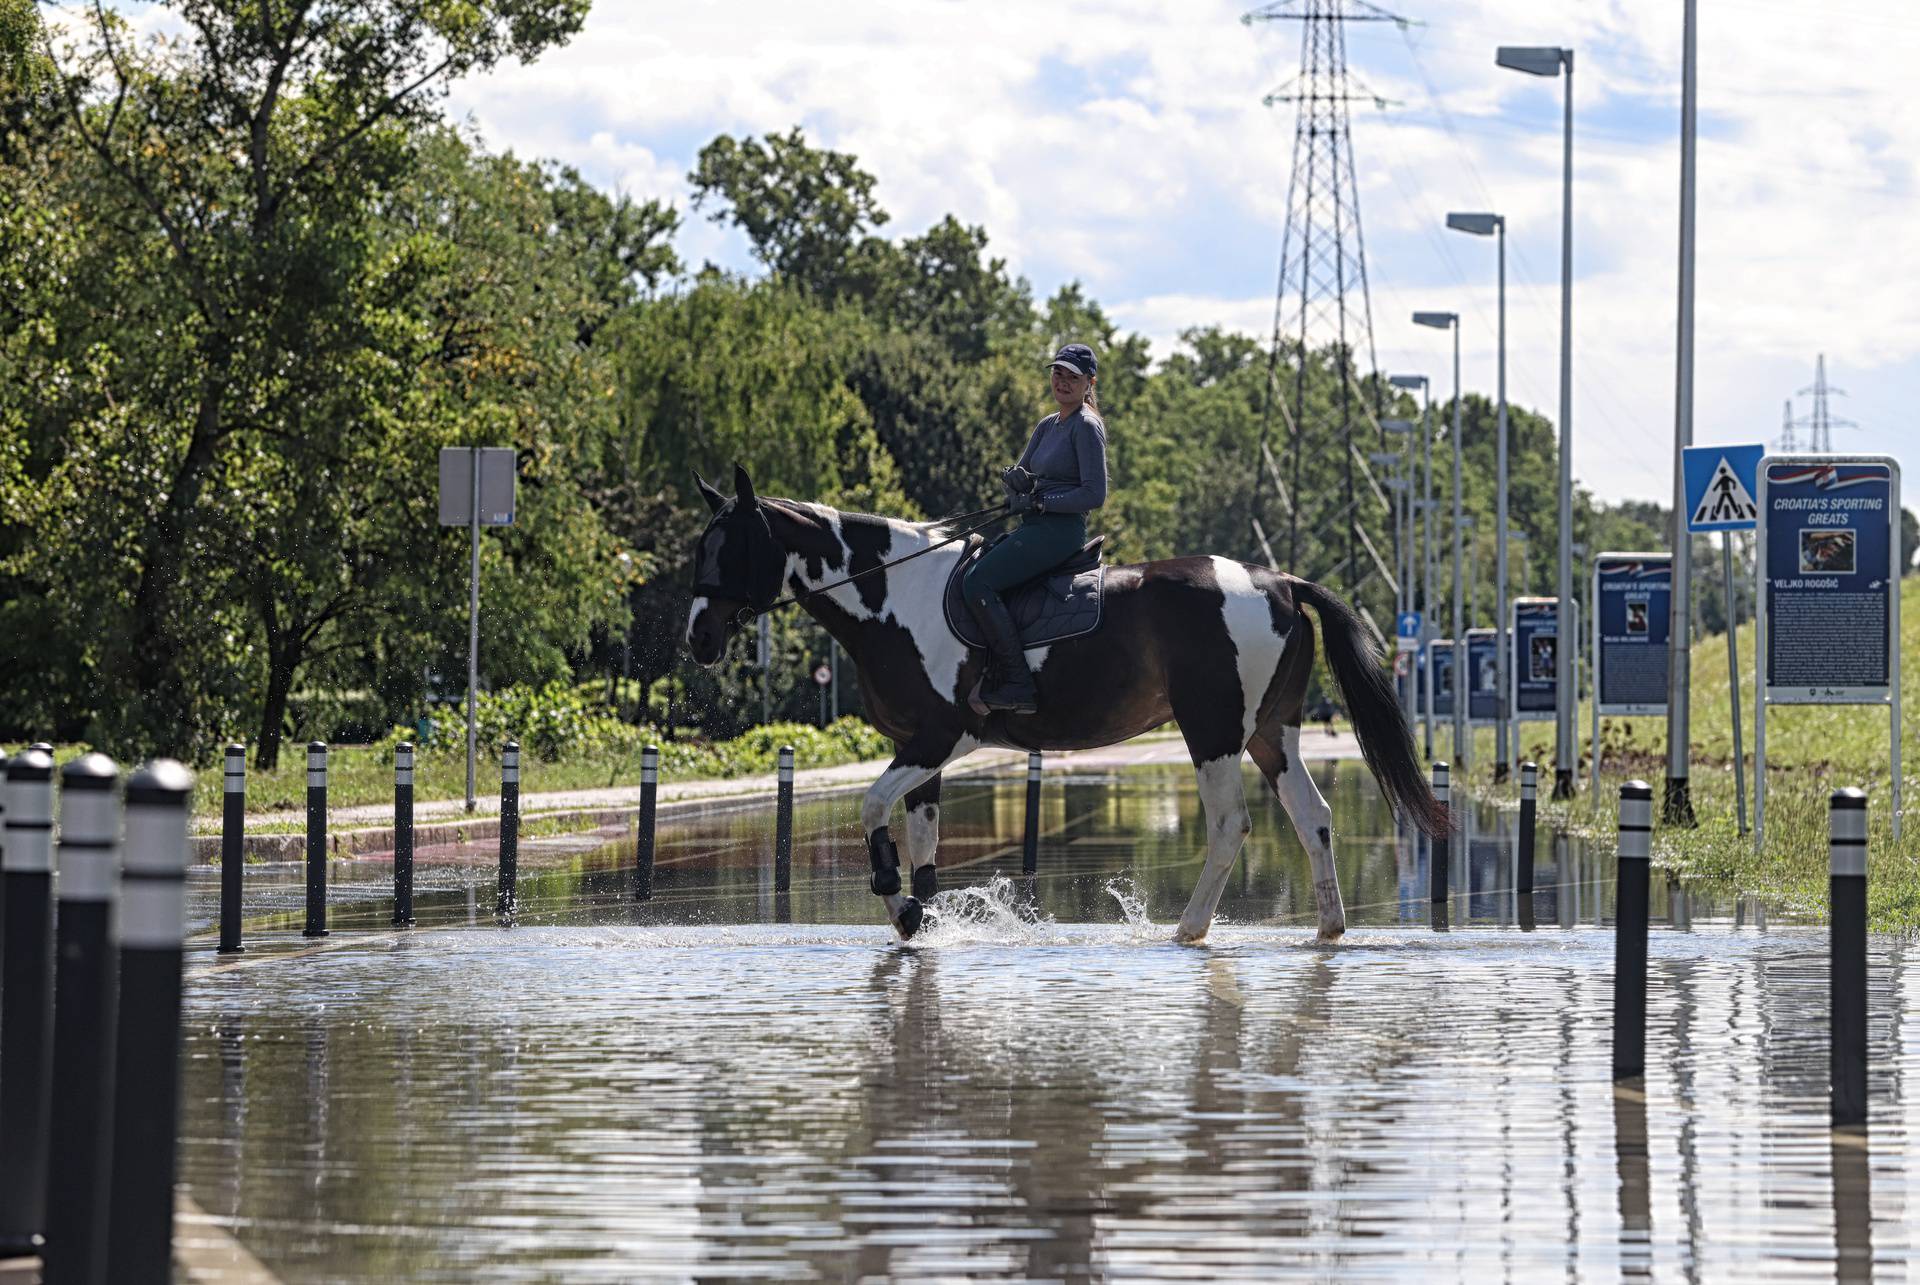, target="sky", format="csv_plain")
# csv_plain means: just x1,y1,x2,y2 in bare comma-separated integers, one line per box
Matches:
129,0,1920,506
